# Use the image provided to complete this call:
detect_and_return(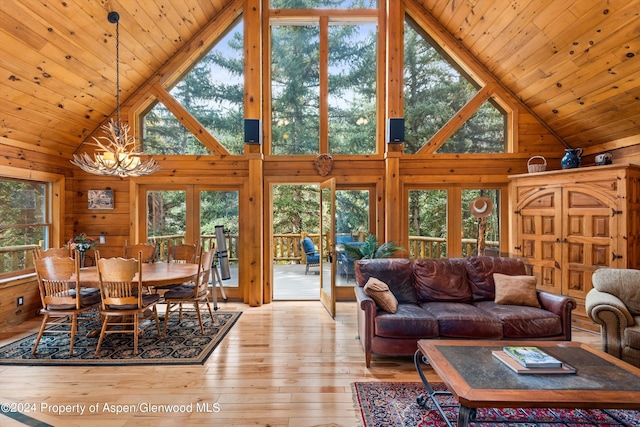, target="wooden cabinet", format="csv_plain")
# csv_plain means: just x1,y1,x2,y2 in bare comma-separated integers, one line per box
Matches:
509,164,640,329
